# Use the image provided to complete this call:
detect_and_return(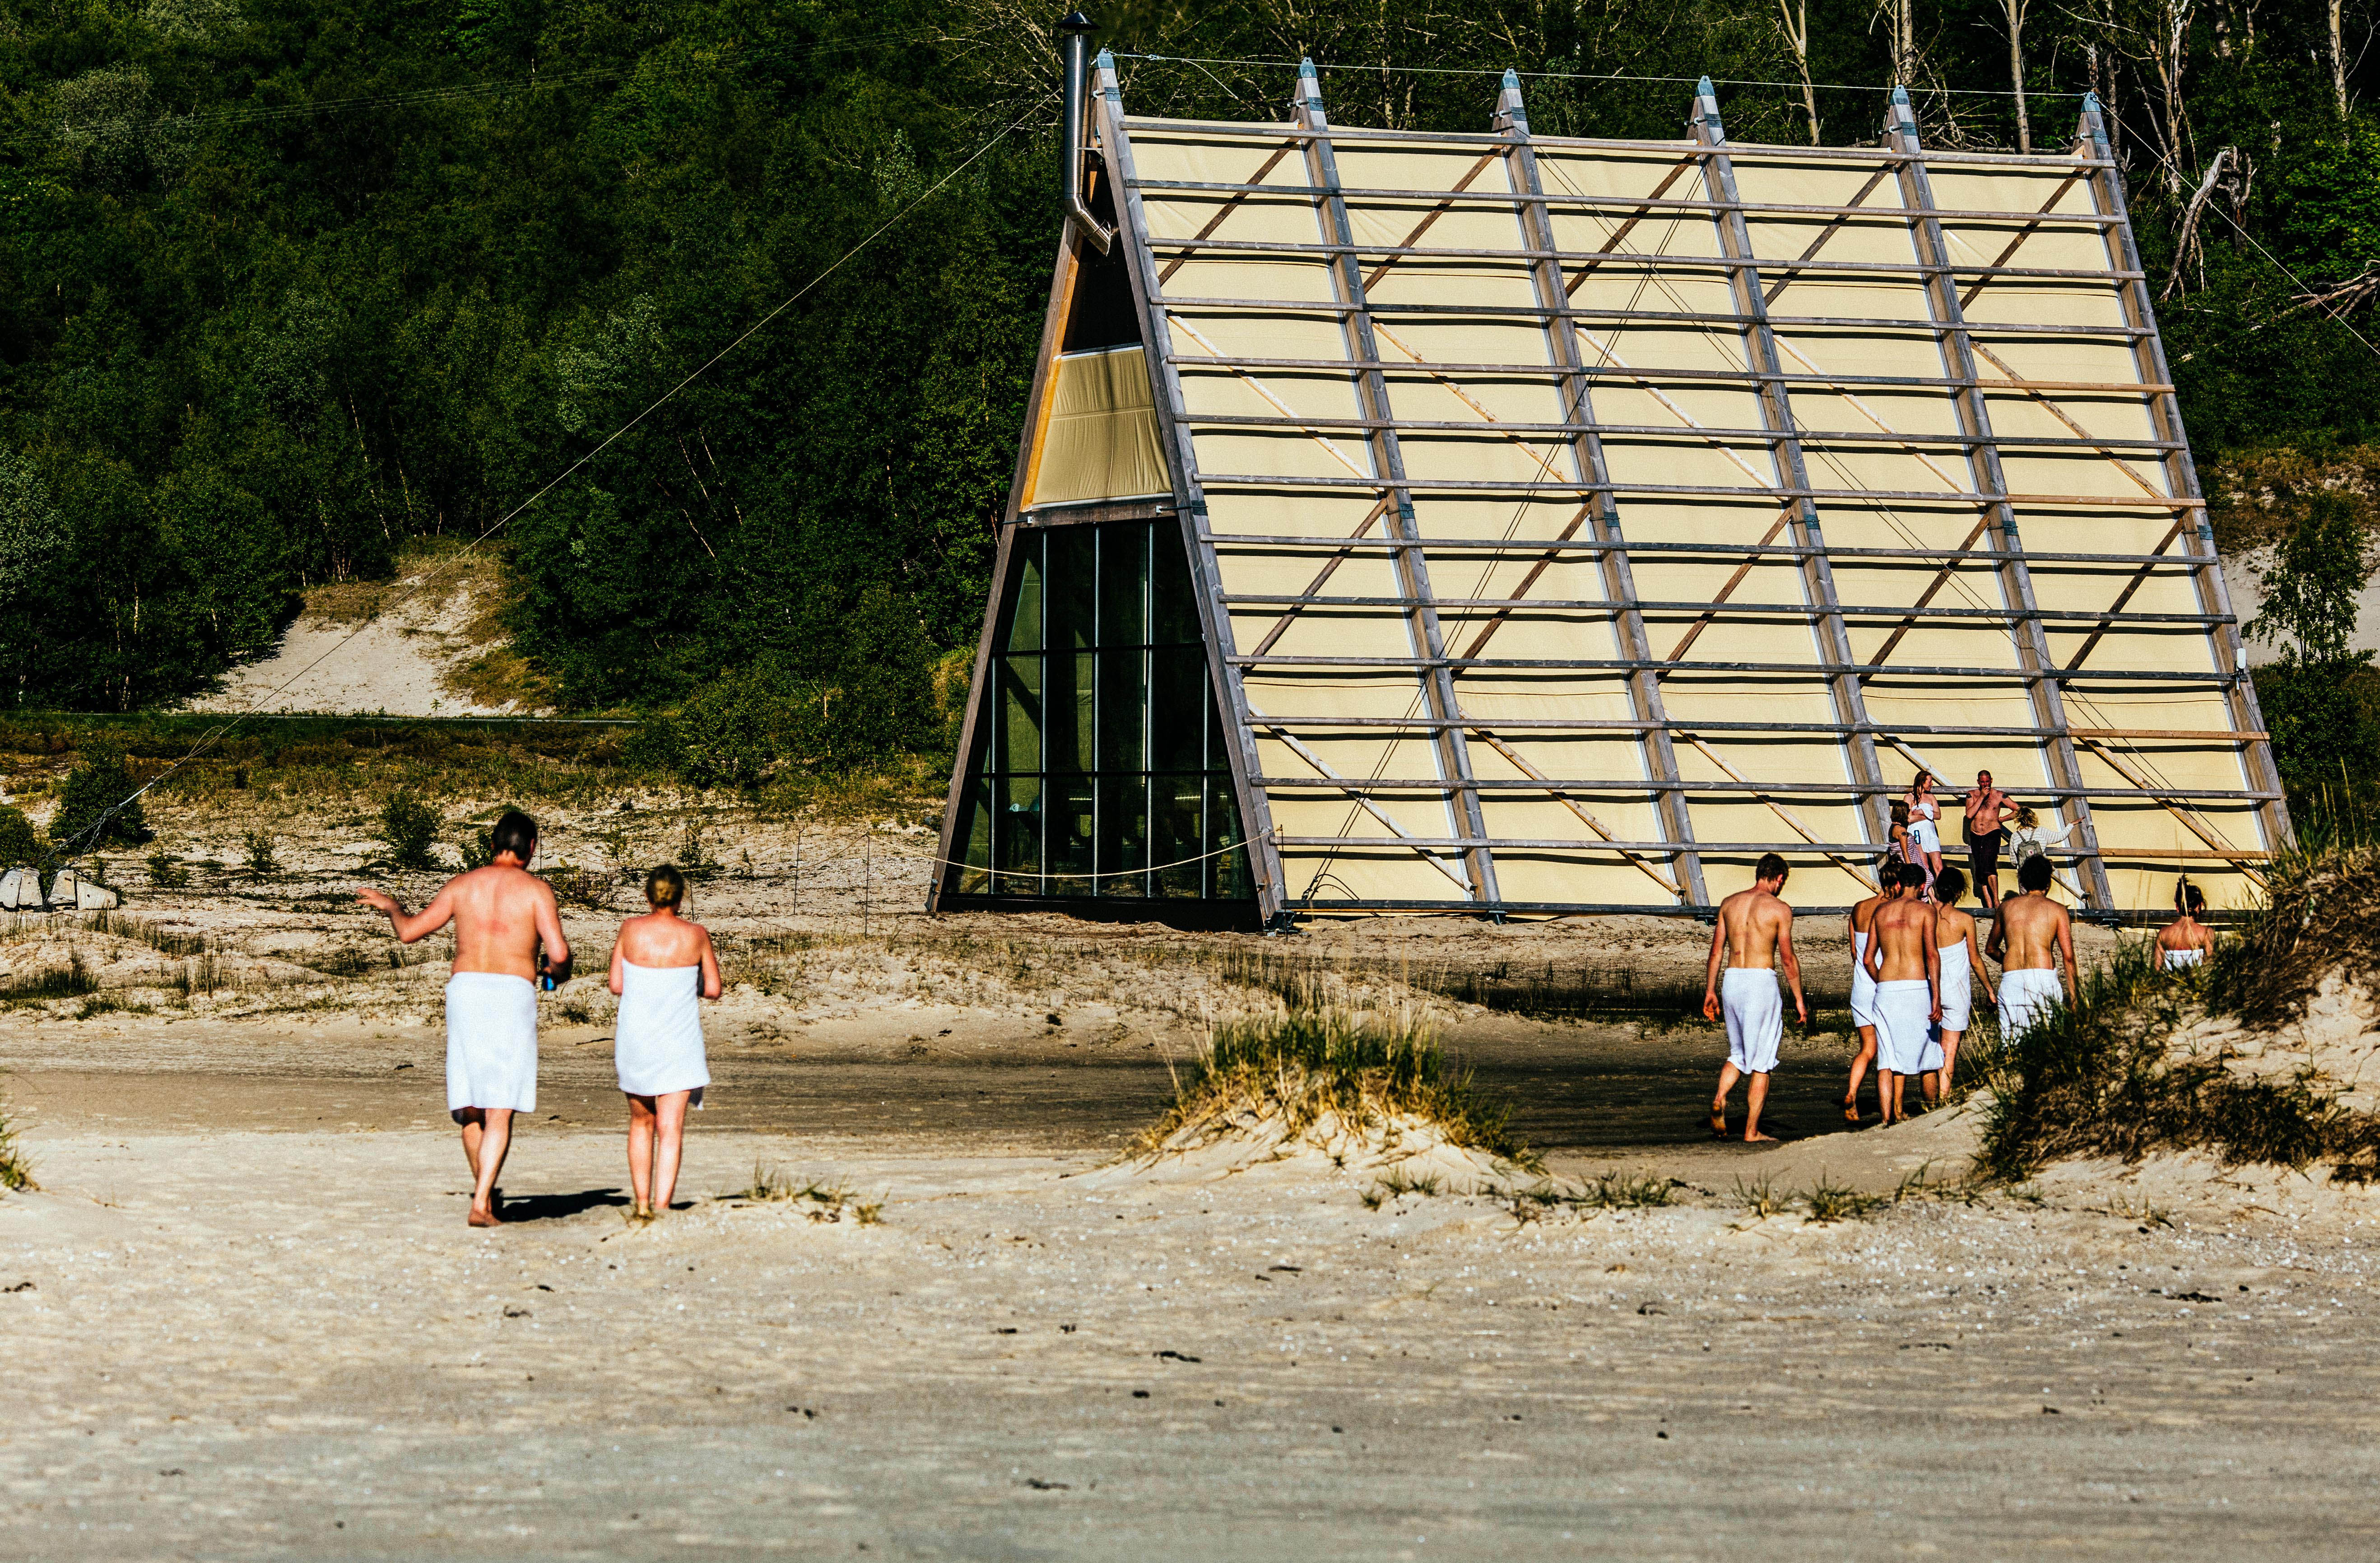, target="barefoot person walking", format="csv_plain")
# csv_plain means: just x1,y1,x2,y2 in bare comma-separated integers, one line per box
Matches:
1843,873,1891,1124
608,865,721,1221
1924,866,1994,1104
1862,862,1940,1126
1986,854,2077,1042
1701,854,1809,1144
356,809,570,1228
